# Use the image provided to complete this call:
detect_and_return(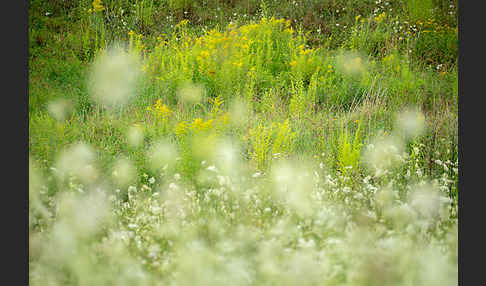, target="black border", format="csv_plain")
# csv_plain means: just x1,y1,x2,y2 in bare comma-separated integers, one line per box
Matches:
11,0,29,284
458,0,481,285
